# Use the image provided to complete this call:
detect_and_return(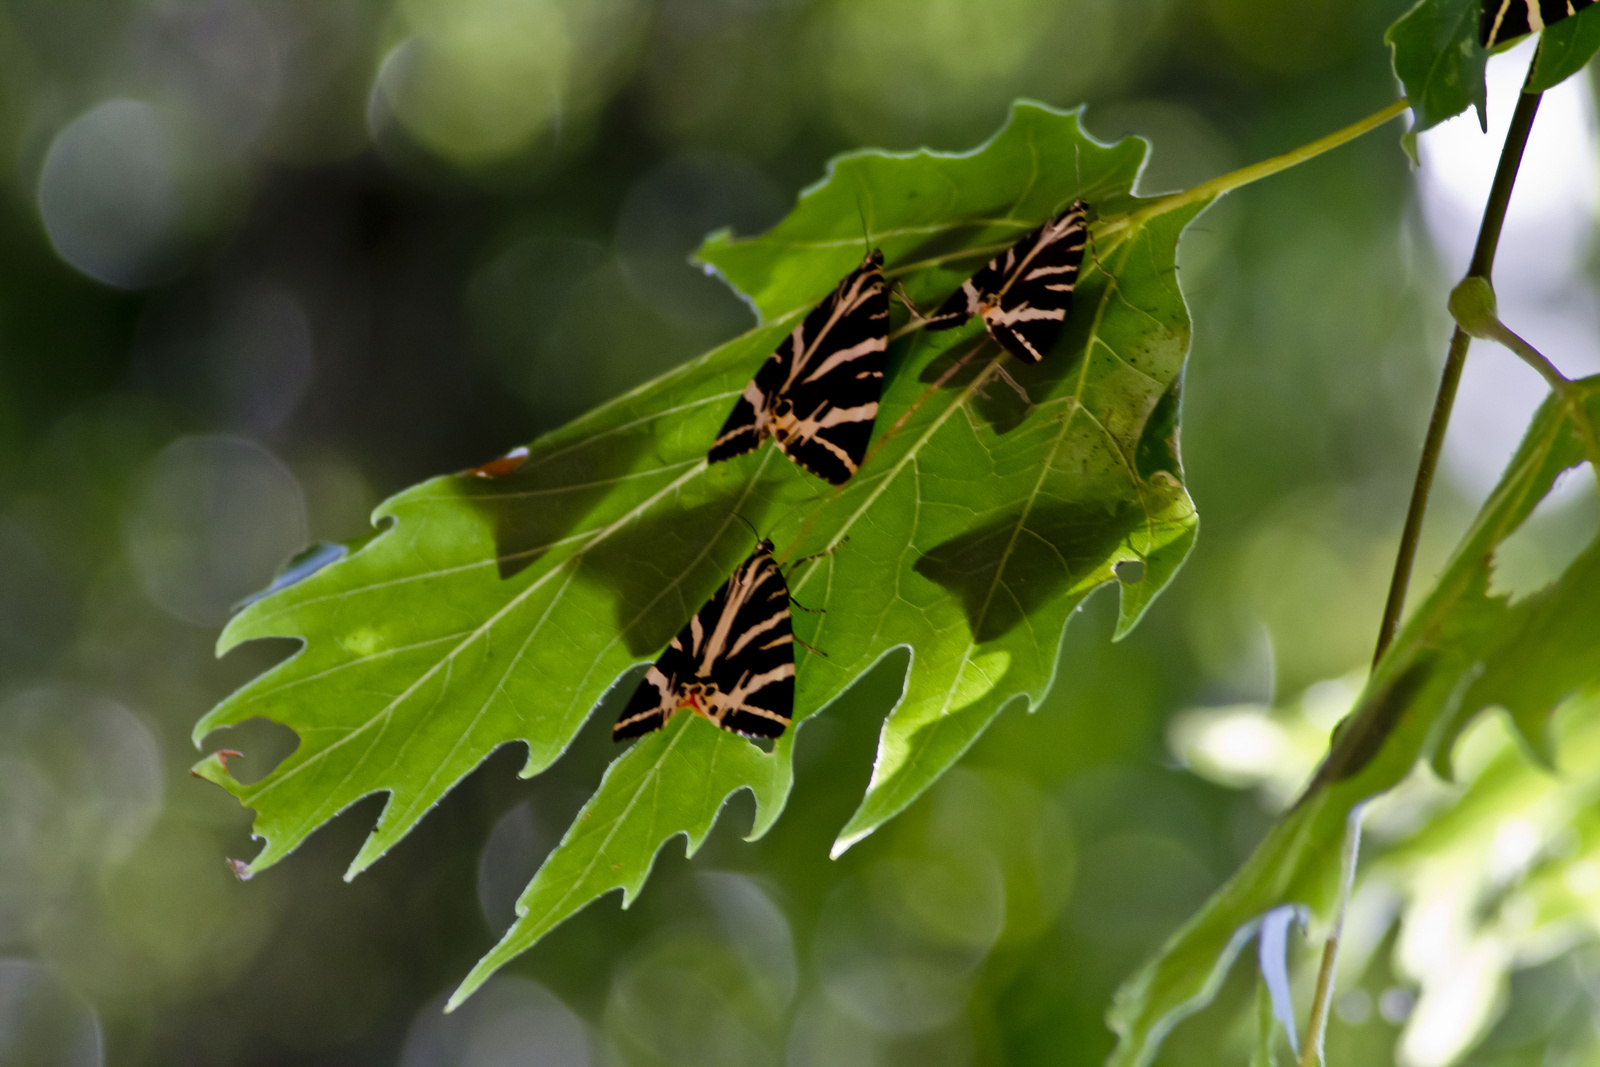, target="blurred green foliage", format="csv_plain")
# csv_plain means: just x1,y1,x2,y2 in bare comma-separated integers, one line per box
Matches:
1116,382,1600,1067
4,0,1600,1065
